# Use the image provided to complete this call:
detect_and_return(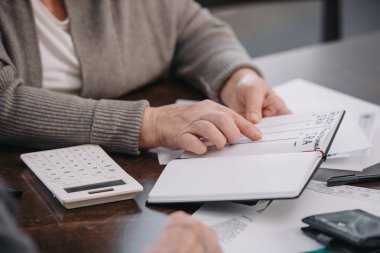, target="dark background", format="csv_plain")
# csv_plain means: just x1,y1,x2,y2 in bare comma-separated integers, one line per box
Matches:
197,0,380,57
